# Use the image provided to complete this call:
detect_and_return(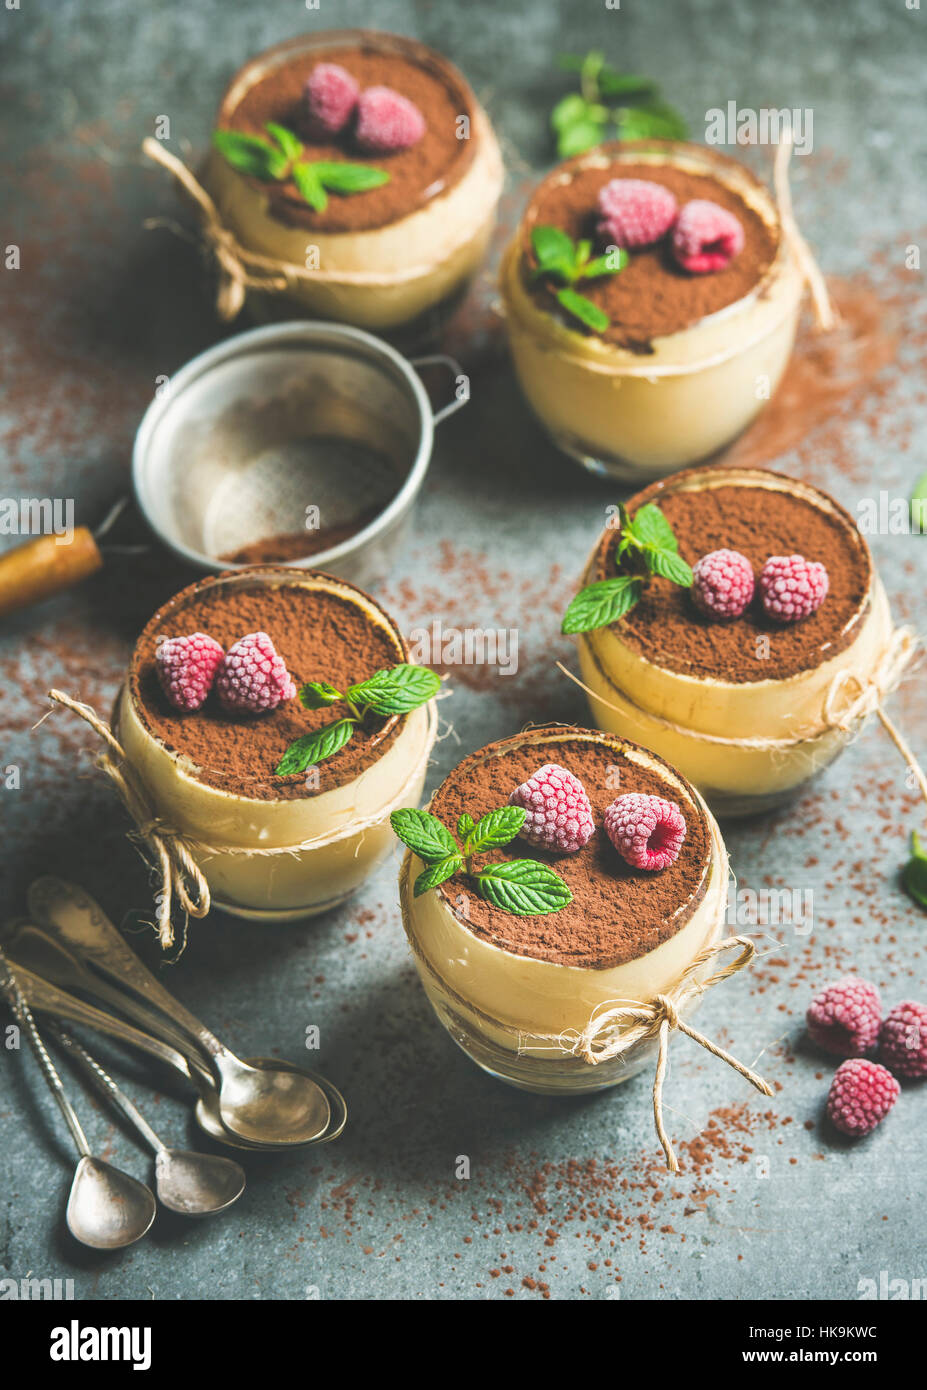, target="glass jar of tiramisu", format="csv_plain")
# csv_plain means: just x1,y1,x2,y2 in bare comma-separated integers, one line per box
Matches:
117,568,438,920
500,141,804,481
397,726,733,1094
569,467,904,816
202,29,504,335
